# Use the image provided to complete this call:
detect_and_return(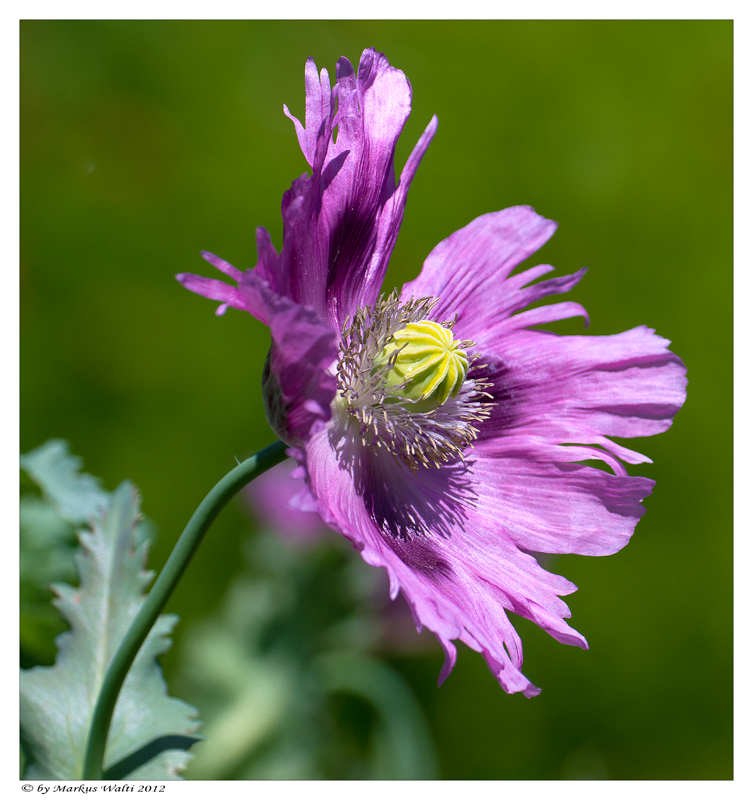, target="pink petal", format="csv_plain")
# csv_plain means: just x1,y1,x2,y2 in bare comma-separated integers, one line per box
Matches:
175,272,246,310
237,272,338,445
304,426,562,697
474,325,687,449
402,206,558,333
276,49,429,331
